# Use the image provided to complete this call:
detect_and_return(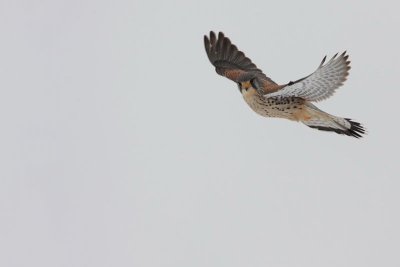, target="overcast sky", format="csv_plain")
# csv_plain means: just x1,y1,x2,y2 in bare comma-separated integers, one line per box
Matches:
1,0,399,266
